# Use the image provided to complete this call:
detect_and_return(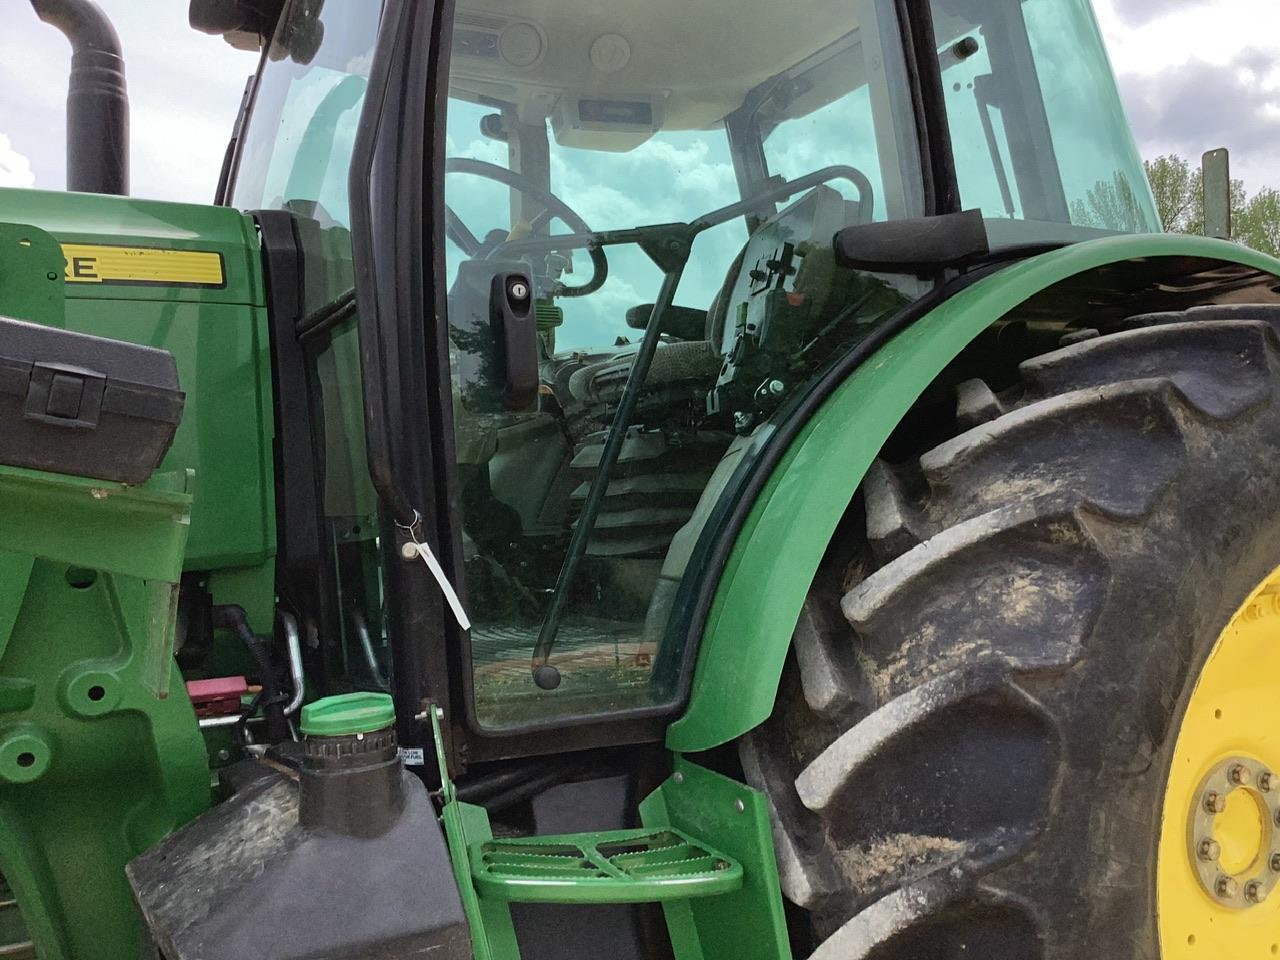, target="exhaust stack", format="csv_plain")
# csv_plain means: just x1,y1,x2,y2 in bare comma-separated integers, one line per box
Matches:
30,0,129,196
